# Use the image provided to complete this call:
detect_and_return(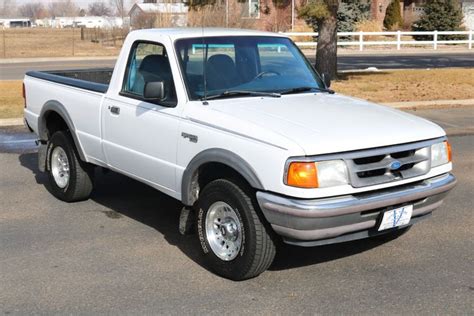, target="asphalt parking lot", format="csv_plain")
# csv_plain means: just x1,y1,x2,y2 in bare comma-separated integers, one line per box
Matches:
0,108,473,314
